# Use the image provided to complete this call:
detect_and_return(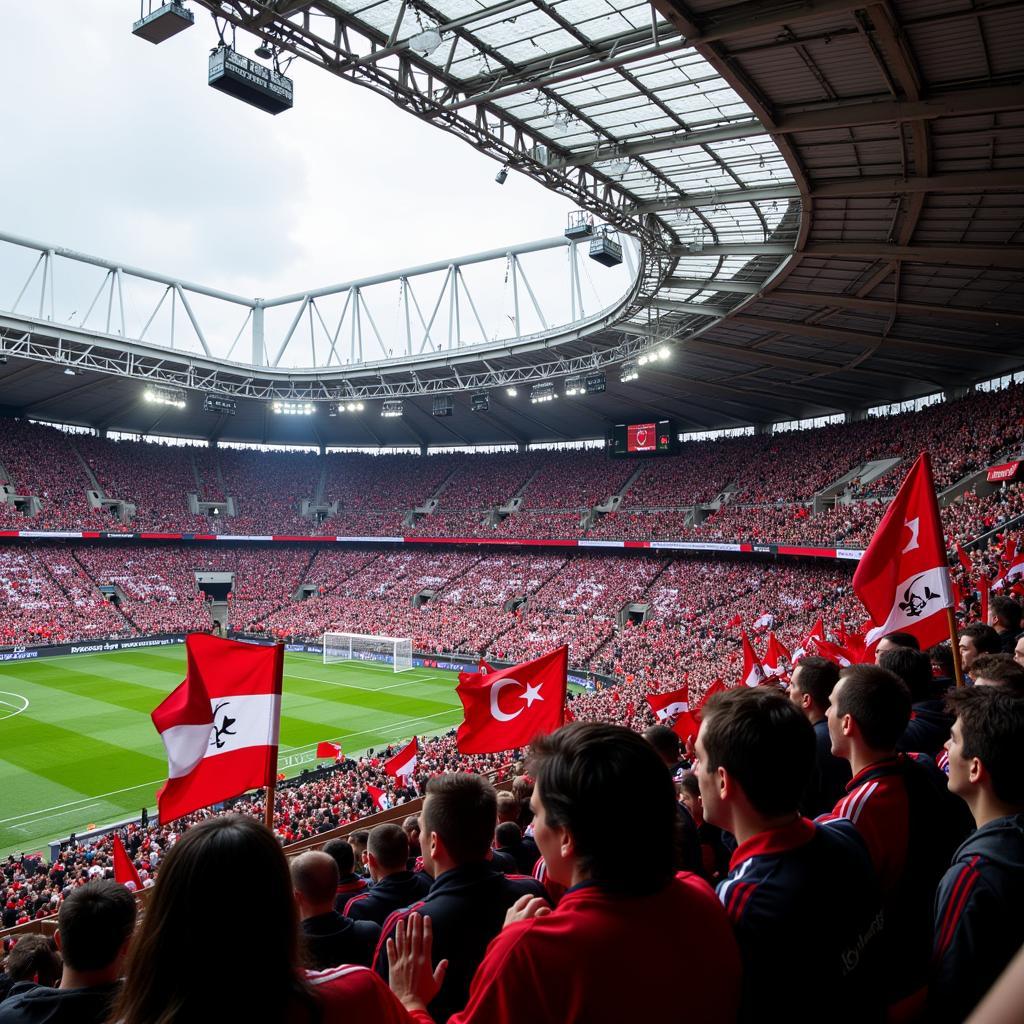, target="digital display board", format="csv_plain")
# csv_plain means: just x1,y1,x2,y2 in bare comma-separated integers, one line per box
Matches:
611,420,676,456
